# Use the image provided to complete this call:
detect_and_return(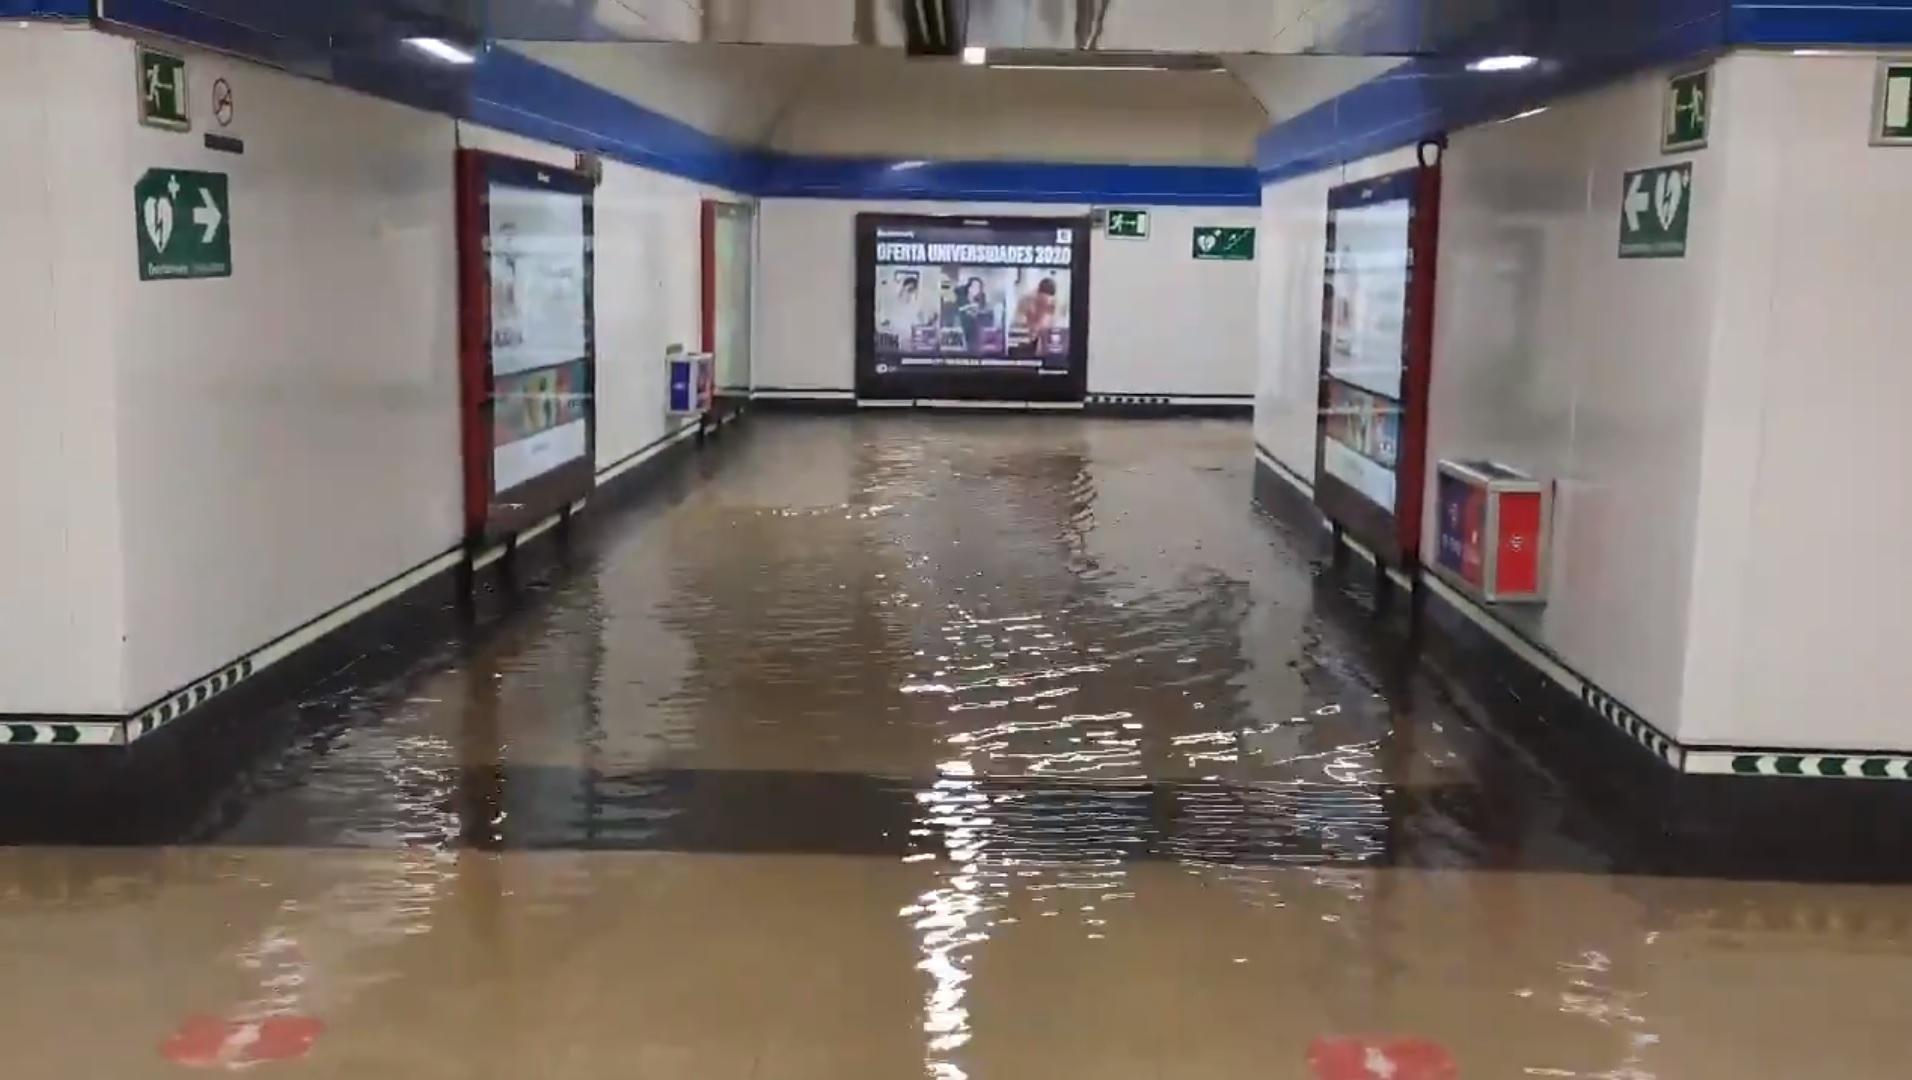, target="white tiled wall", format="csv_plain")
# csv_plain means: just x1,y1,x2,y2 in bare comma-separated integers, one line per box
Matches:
1423,67,1728,736
755,199,1261,396
1090,206,1263,397
1679,52,1912,750
593,154,740,465
0,24,127,714
4,33,745,716
108,43,465,709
